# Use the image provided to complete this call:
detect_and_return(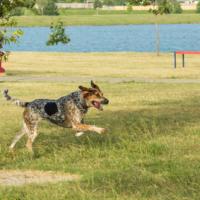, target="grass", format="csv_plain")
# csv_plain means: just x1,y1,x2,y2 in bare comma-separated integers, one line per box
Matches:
58,9,151,15
13,13,200,26
58,9,198,15
1,52,200,199
4,52,200,79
